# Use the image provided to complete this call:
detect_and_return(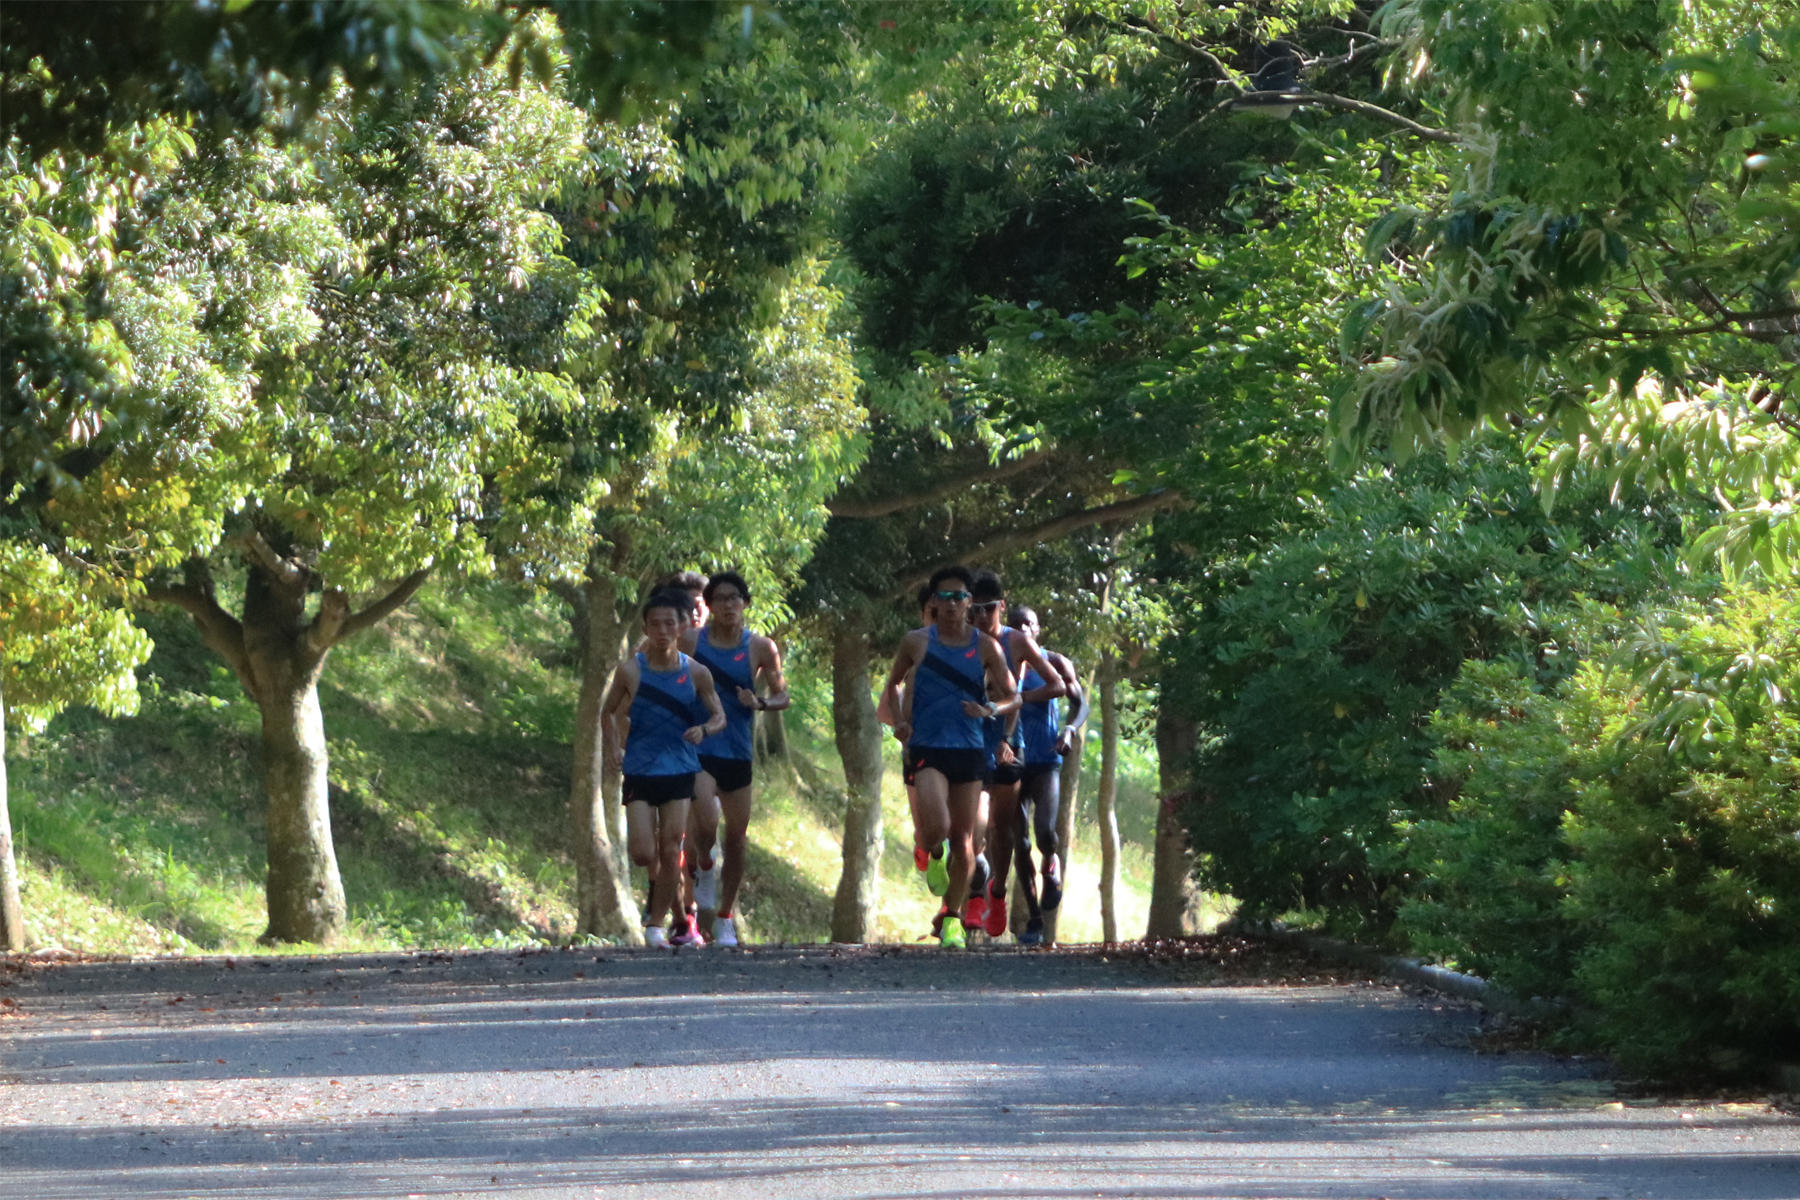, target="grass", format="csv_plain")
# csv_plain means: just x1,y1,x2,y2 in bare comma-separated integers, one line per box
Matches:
7,581,1171,955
